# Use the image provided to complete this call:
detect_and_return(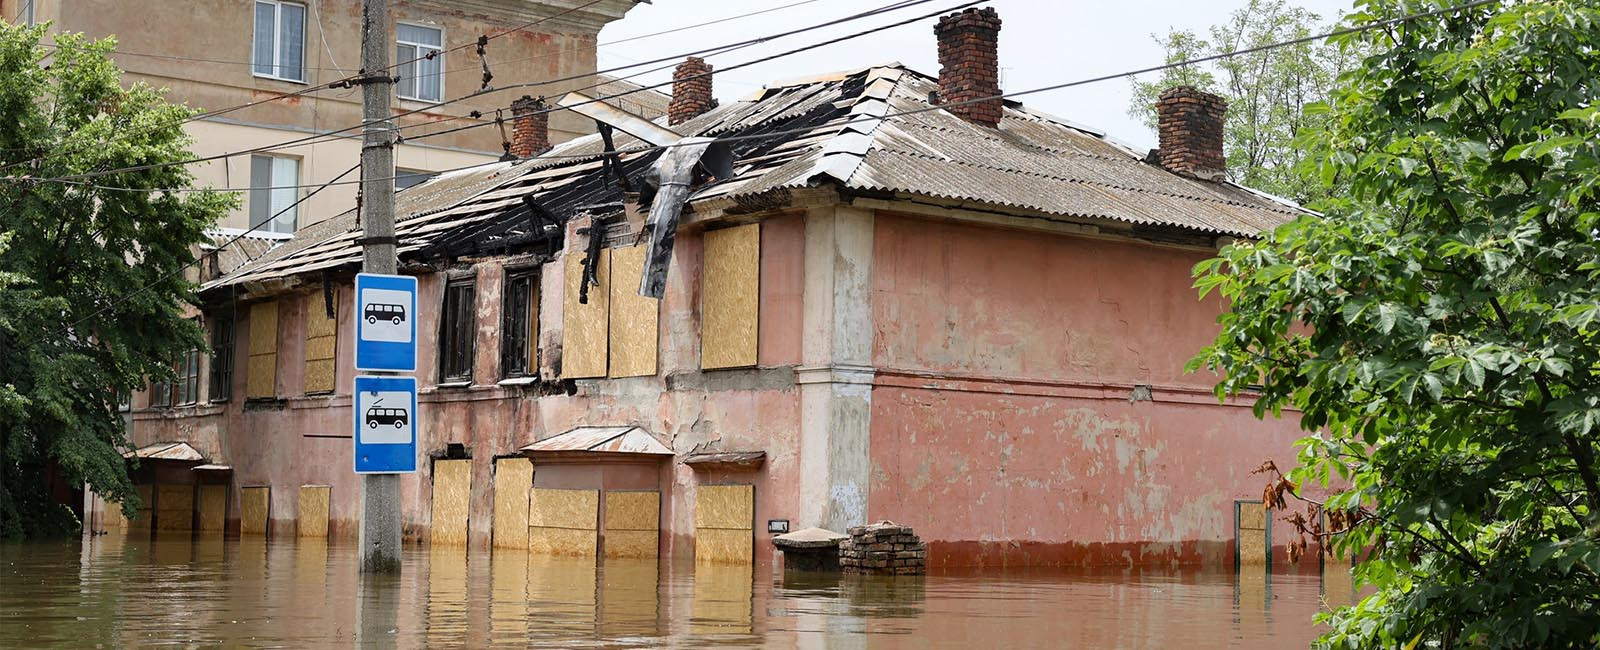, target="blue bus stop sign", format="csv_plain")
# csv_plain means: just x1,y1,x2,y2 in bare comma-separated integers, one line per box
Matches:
354,273,418,373
354,375,418,474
